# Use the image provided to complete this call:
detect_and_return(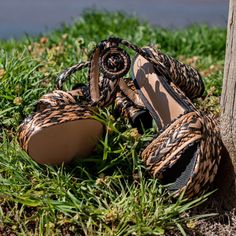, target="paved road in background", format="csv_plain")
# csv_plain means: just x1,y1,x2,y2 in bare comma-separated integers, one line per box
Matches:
0,0,228,39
